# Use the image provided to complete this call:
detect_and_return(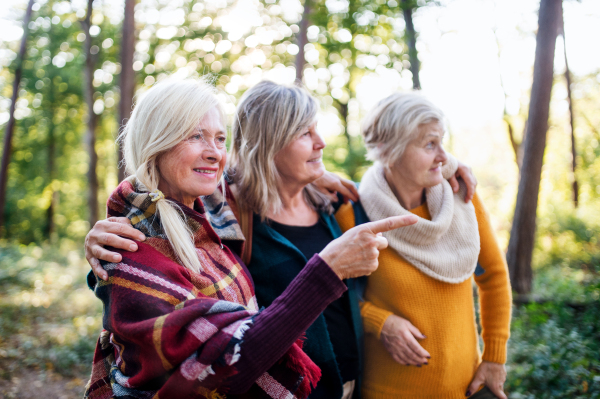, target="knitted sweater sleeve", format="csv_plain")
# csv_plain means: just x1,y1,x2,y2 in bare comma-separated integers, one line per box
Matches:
472,193,512,364
226,254,347,393
360,301,393,339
